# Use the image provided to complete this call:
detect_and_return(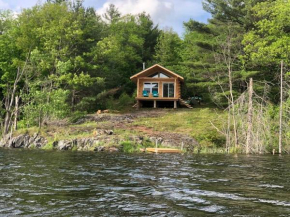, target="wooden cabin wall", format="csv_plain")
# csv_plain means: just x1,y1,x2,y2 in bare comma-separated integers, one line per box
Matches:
176,80,181,98
159,81,163,97
136,78,181,99
137,79,143,97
